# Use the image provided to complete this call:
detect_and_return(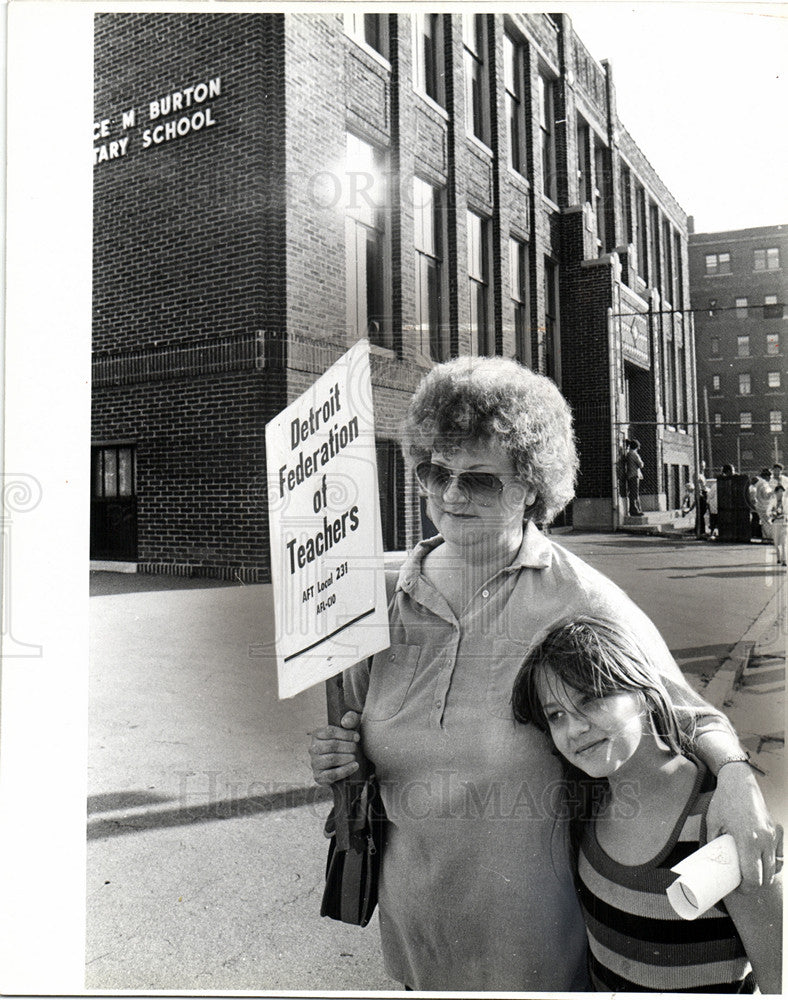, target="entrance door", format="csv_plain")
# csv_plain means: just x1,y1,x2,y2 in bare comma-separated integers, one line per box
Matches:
90,445,138,561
